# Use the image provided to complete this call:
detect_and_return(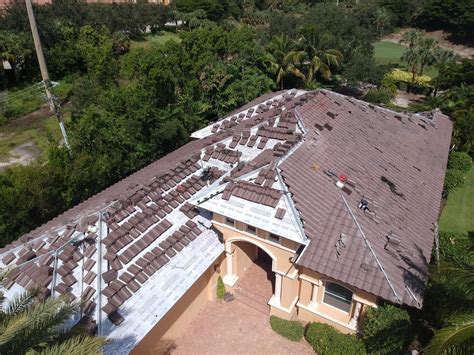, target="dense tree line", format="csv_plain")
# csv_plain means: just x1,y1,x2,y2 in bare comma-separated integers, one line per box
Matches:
0,25,274,246
0,0,172,87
